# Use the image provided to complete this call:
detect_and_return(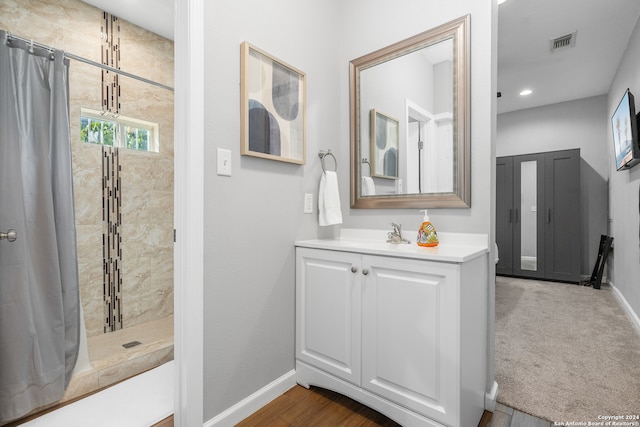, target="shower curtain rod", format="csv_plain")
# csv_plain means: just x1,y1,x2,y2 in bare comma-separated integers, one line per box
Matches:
4,31,174,92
